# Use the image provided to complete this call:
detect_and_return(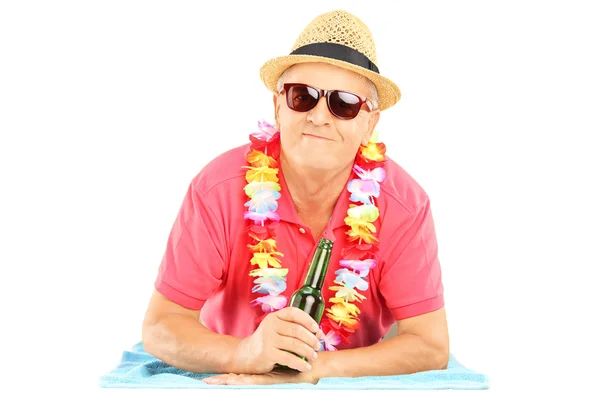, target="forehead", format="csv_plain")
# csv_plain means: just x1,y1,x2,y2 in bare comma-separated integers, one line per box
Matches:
282,62,371,97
